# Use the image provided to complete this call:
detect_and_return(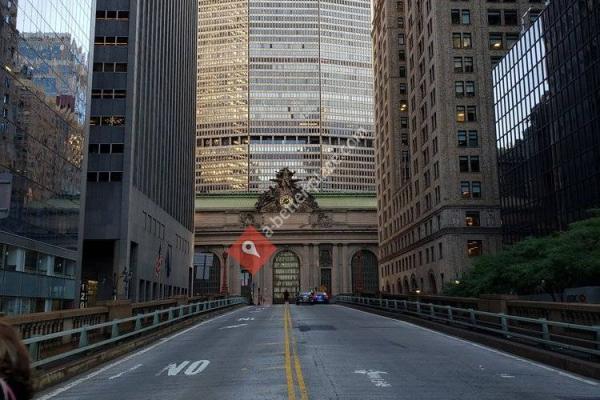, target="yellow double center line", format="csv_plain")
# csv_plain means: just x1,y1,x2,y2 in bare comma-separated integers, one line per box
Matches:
284,304,309,400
